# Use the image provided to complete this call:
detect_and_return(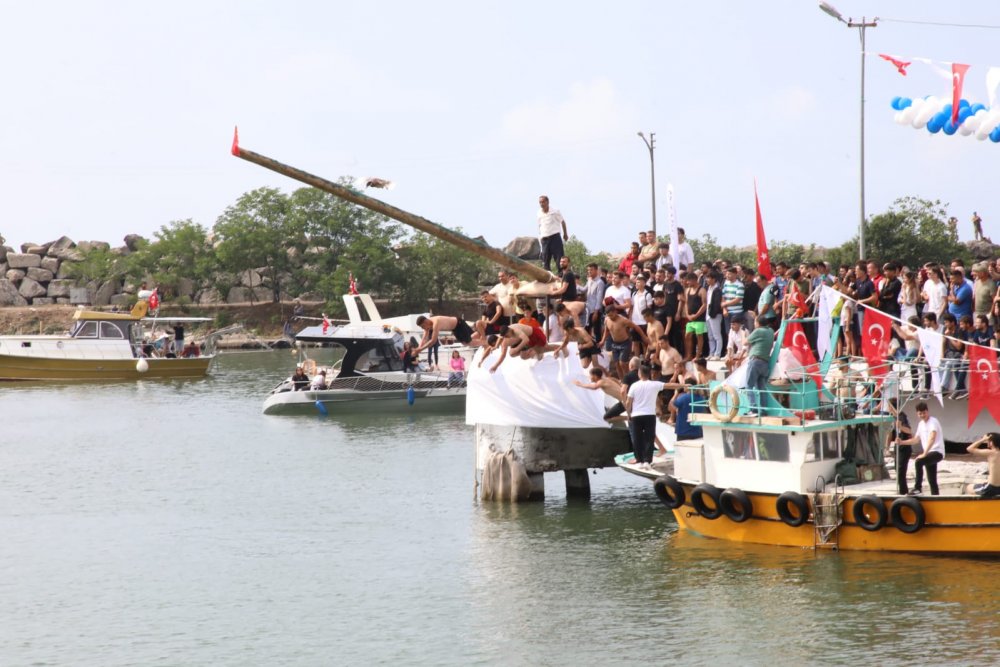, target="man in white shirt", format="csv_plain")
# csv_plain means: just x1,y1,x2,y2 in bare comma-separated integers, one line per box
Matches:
537,194,568,272
668,227,695,270
603,272,632,316
625,362,668,469
895,401,945,495
489,269,517,325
